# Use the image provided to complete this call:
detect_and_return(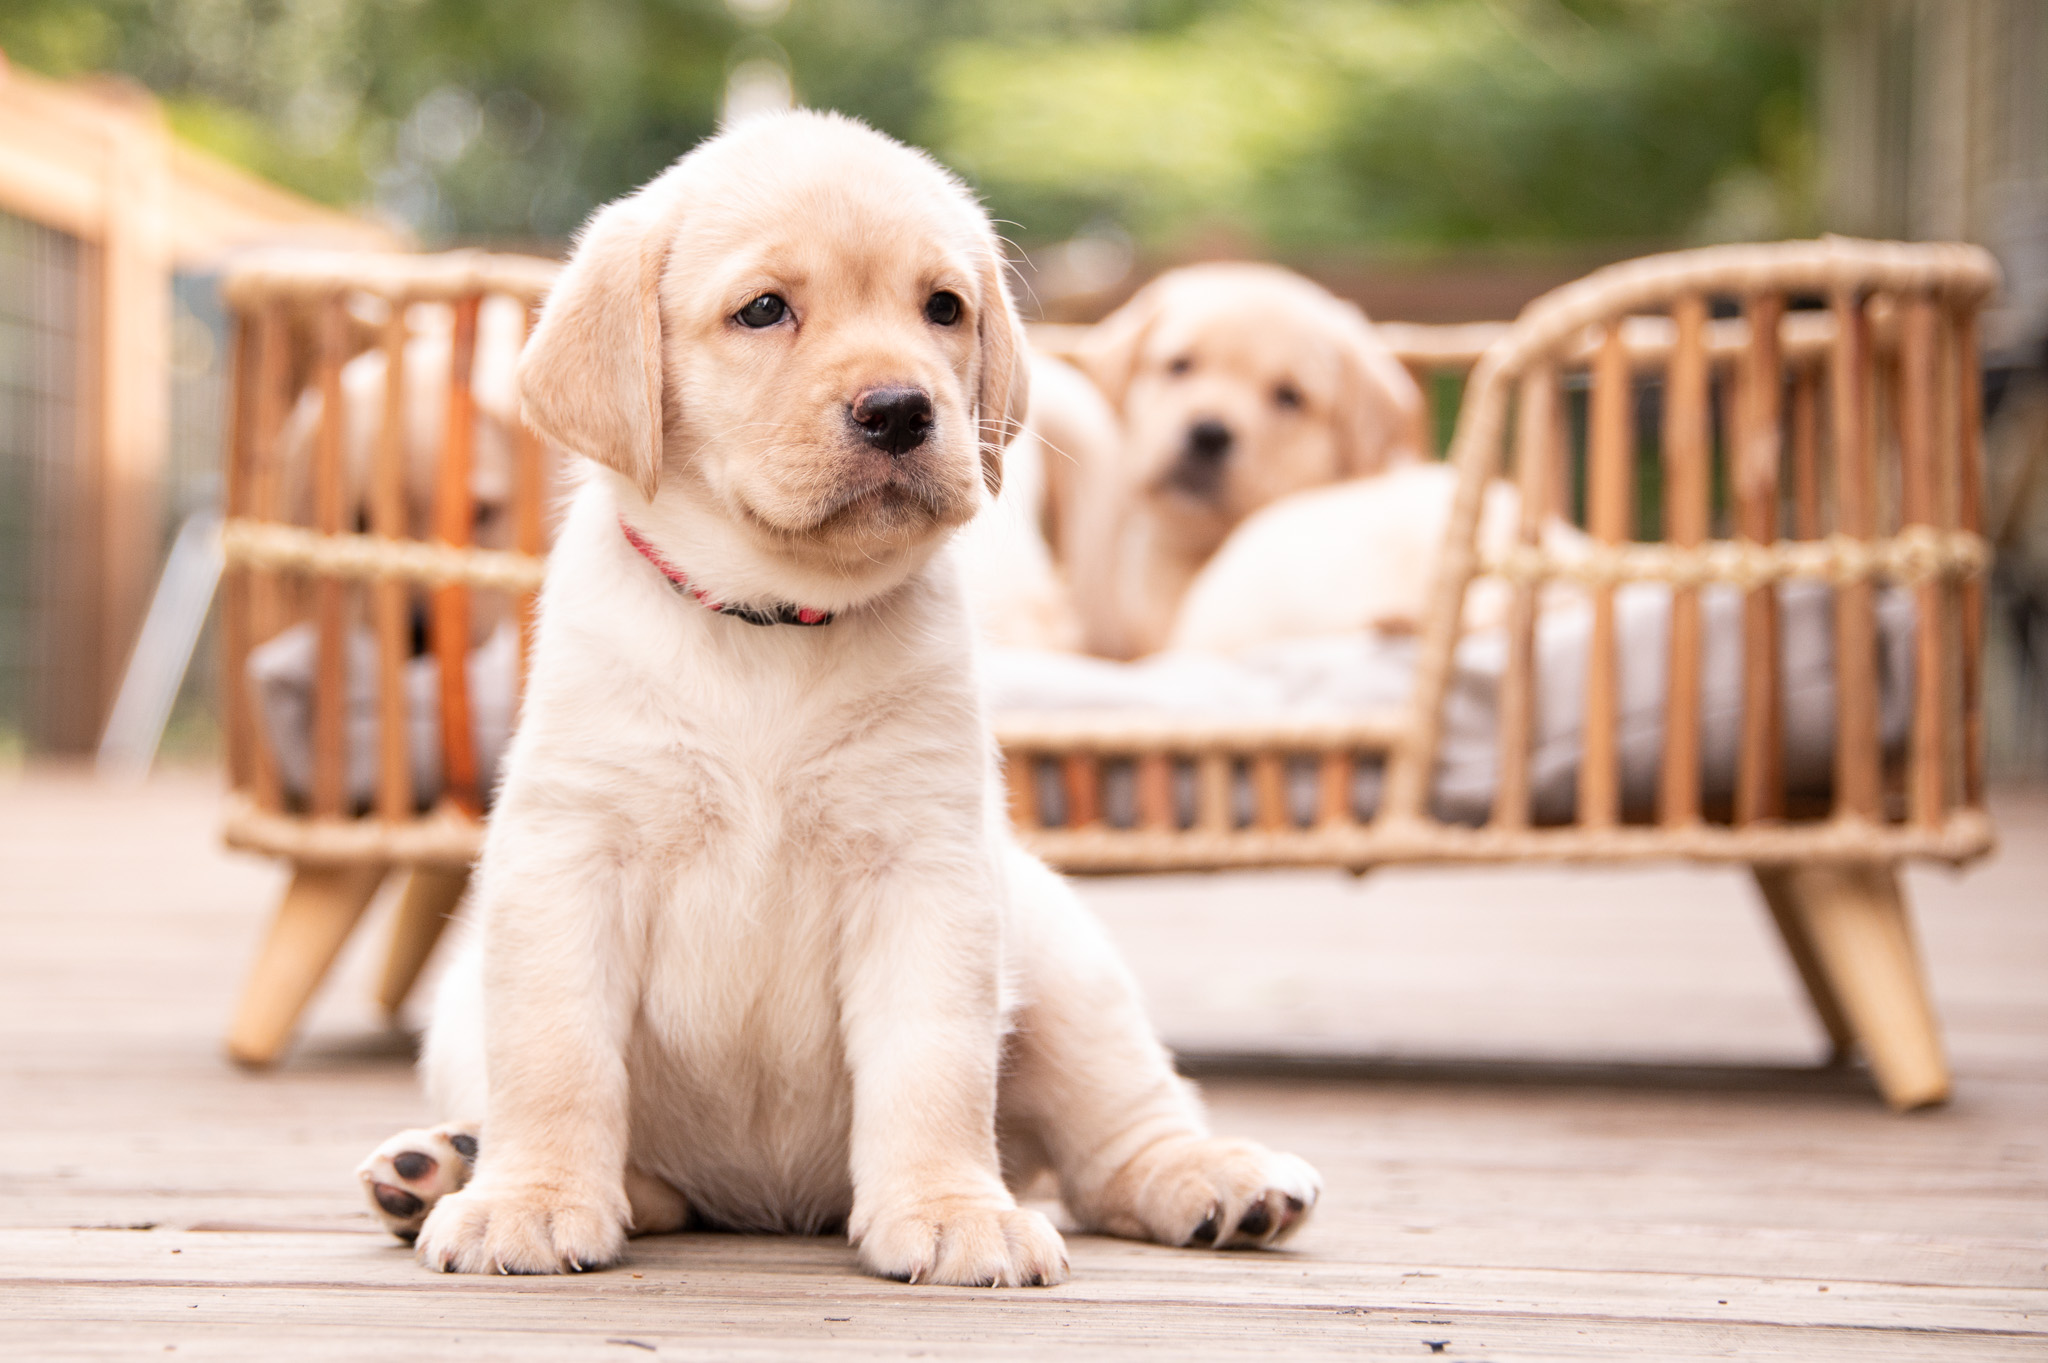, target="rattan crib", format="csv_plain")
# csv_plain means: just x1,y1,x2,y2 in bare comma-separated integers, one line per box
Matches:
216,238,1997,1111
